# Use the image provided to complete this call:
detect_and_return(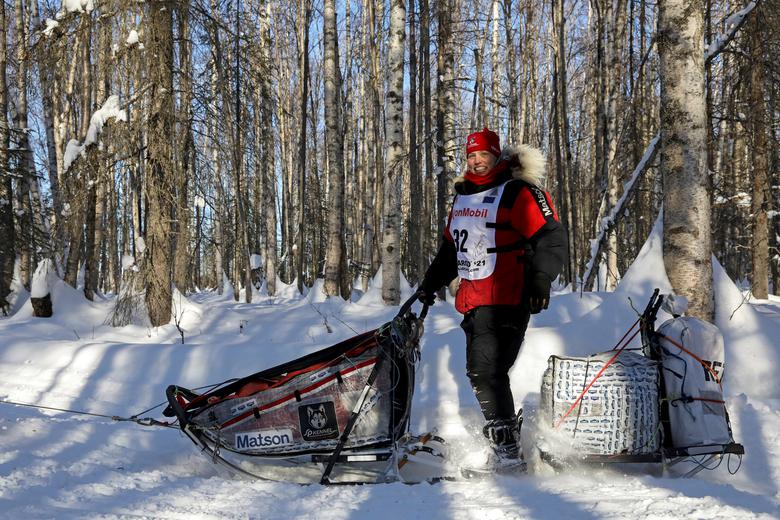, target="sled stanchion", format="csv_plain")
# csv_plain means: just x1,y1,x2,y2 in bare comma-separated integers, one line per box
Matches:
419,303,429,321
396,293,428,322
320,351,387,485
